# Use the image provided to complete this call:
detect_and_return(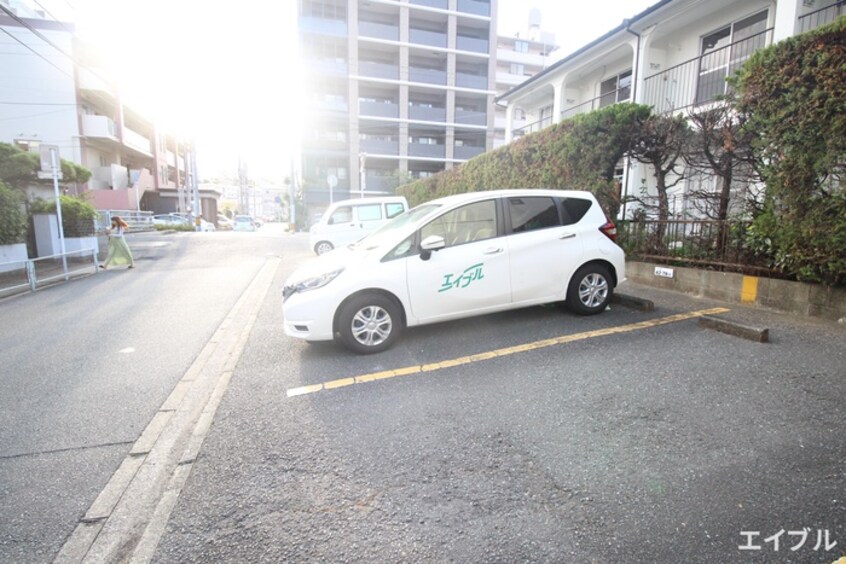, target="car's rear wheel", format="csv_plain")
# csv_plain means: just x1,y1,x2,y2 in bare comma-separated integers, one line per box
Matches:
315,241,334,255
337,293,403,354
567,264,613,315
